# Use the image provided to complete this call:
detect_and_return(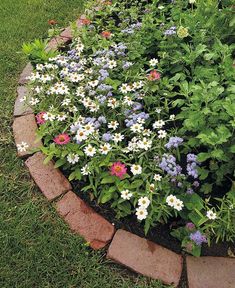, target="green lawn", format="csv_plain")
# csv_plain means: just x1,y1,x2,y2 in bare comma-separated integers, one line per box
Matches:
0,1,167,287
